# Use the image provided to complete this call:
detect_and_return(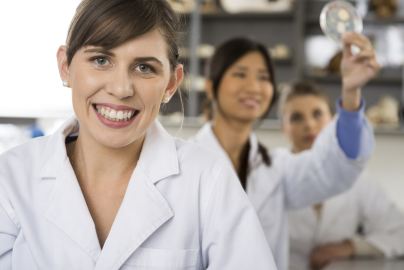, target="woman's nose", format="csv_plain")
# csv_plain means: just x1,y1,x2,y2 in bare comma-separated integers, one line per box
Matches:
106,68,134,99
302,117,314,130
245,76,261,93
